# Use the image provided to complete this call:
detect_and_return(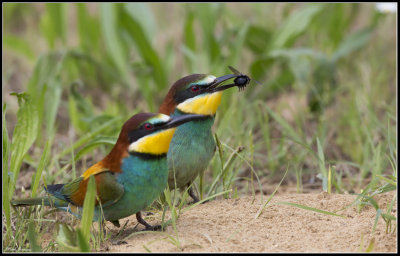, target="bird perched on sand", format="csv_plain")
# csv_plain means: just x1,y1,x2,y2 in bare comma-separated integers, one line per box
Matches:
159,70,249,203
11,112,206,230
